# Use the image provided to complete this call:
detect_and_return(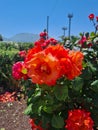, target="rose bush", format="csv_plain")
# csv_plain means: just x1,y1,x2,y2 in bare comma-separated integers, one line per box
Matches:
88,13,98,34
12,31,98,130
